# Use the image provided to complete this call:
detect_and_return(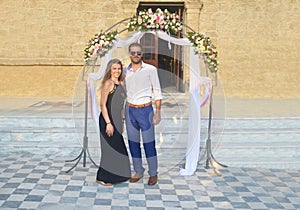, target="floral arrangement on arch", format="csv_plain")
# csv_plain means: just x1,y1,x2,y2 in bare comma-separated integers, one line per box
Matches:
84,31,118,62
83,8,219,73
127,8,182,34
187,32,219,73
